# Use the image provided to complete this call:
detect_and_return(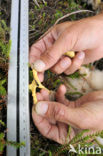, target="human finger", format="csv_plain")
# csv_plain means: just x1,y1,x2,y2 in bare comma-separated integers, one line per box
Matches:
64,51,85,75
51,56,71,74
